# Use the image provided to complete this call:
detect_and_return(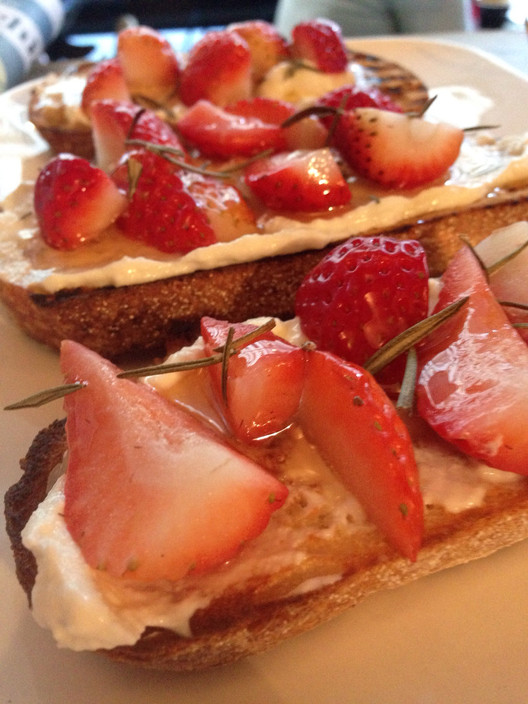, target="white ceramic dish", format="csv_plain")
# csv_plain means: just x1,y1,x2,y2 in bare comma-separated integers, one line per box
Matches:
1,37,528,704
